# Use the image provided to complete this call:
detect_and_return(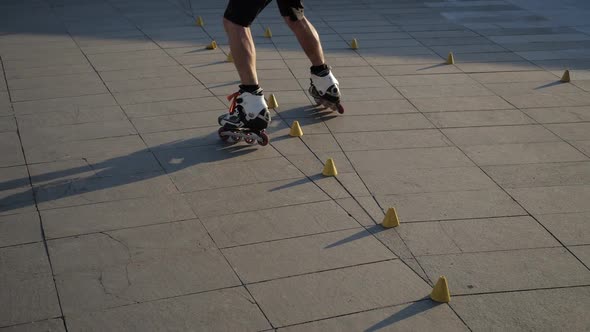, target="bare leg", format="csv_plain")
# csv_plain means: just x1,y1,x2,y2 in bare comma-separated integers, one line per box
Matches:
223,18,258,85
284,16,325,66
